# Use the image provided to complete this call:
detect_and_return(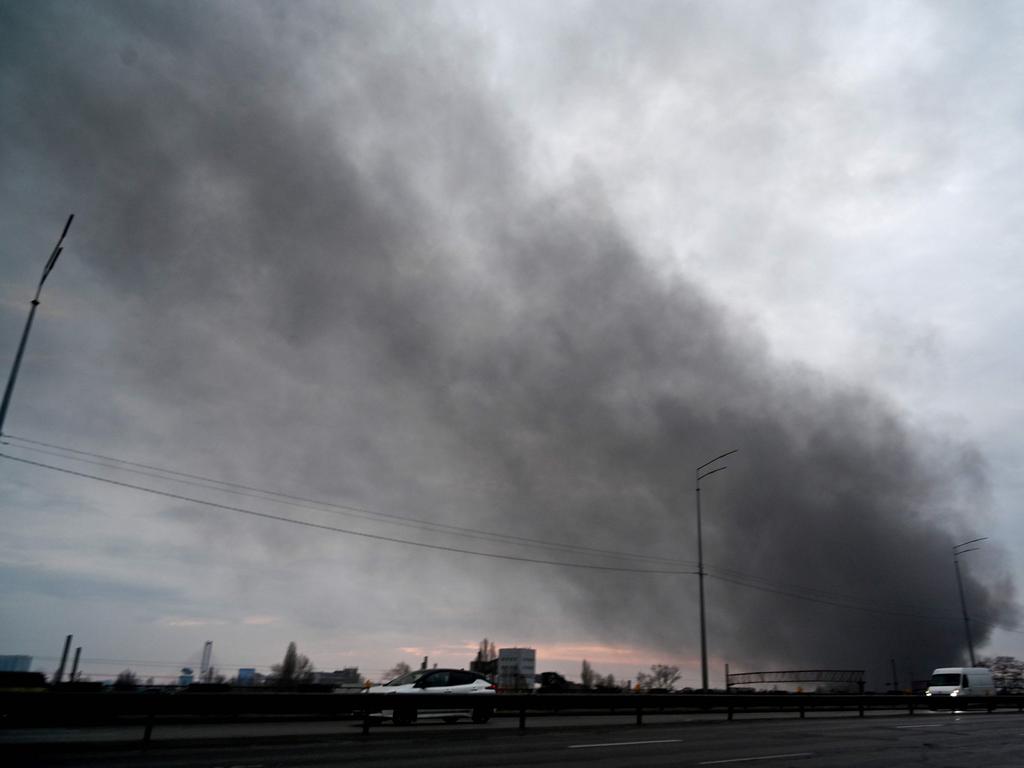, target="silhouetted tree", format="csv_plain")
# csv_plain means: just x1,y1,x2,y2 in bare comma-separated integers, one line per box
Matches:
597,673,617,688
270,642,313,686
114,669,138,690
979,656,1024,693
636,664,681,691
476,638,497,662
383,661,412,682
580,659,596,689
